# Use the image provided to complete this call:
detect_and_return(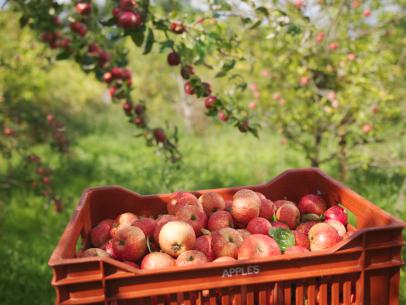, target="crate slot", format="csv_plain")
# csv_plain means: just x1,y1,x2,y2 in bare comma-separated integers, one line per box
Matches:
60,297,104,305
54,274,103,286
